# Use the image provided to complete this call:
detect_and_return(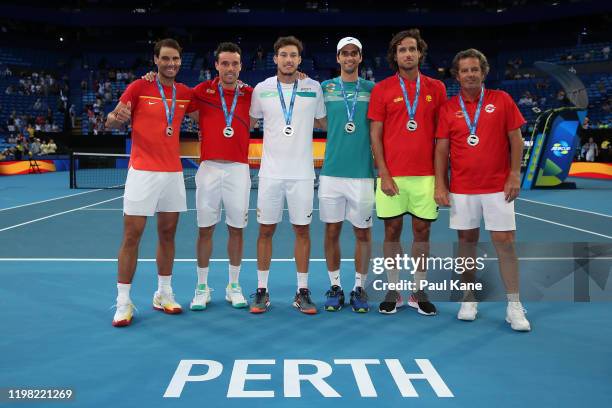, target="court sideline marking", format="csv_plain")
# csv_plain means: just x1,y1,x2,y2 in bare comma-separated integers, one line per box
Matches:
515,212,612,240
517,197,612,218
0,196,123,233
0,188,108,212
